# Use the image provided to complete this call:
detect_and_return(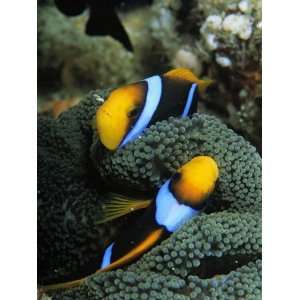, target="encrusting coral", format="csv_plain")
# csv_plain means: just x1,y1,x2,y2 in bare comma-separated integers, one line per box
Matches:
38,91,261,299
146,0,262,150
38,2,140,96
